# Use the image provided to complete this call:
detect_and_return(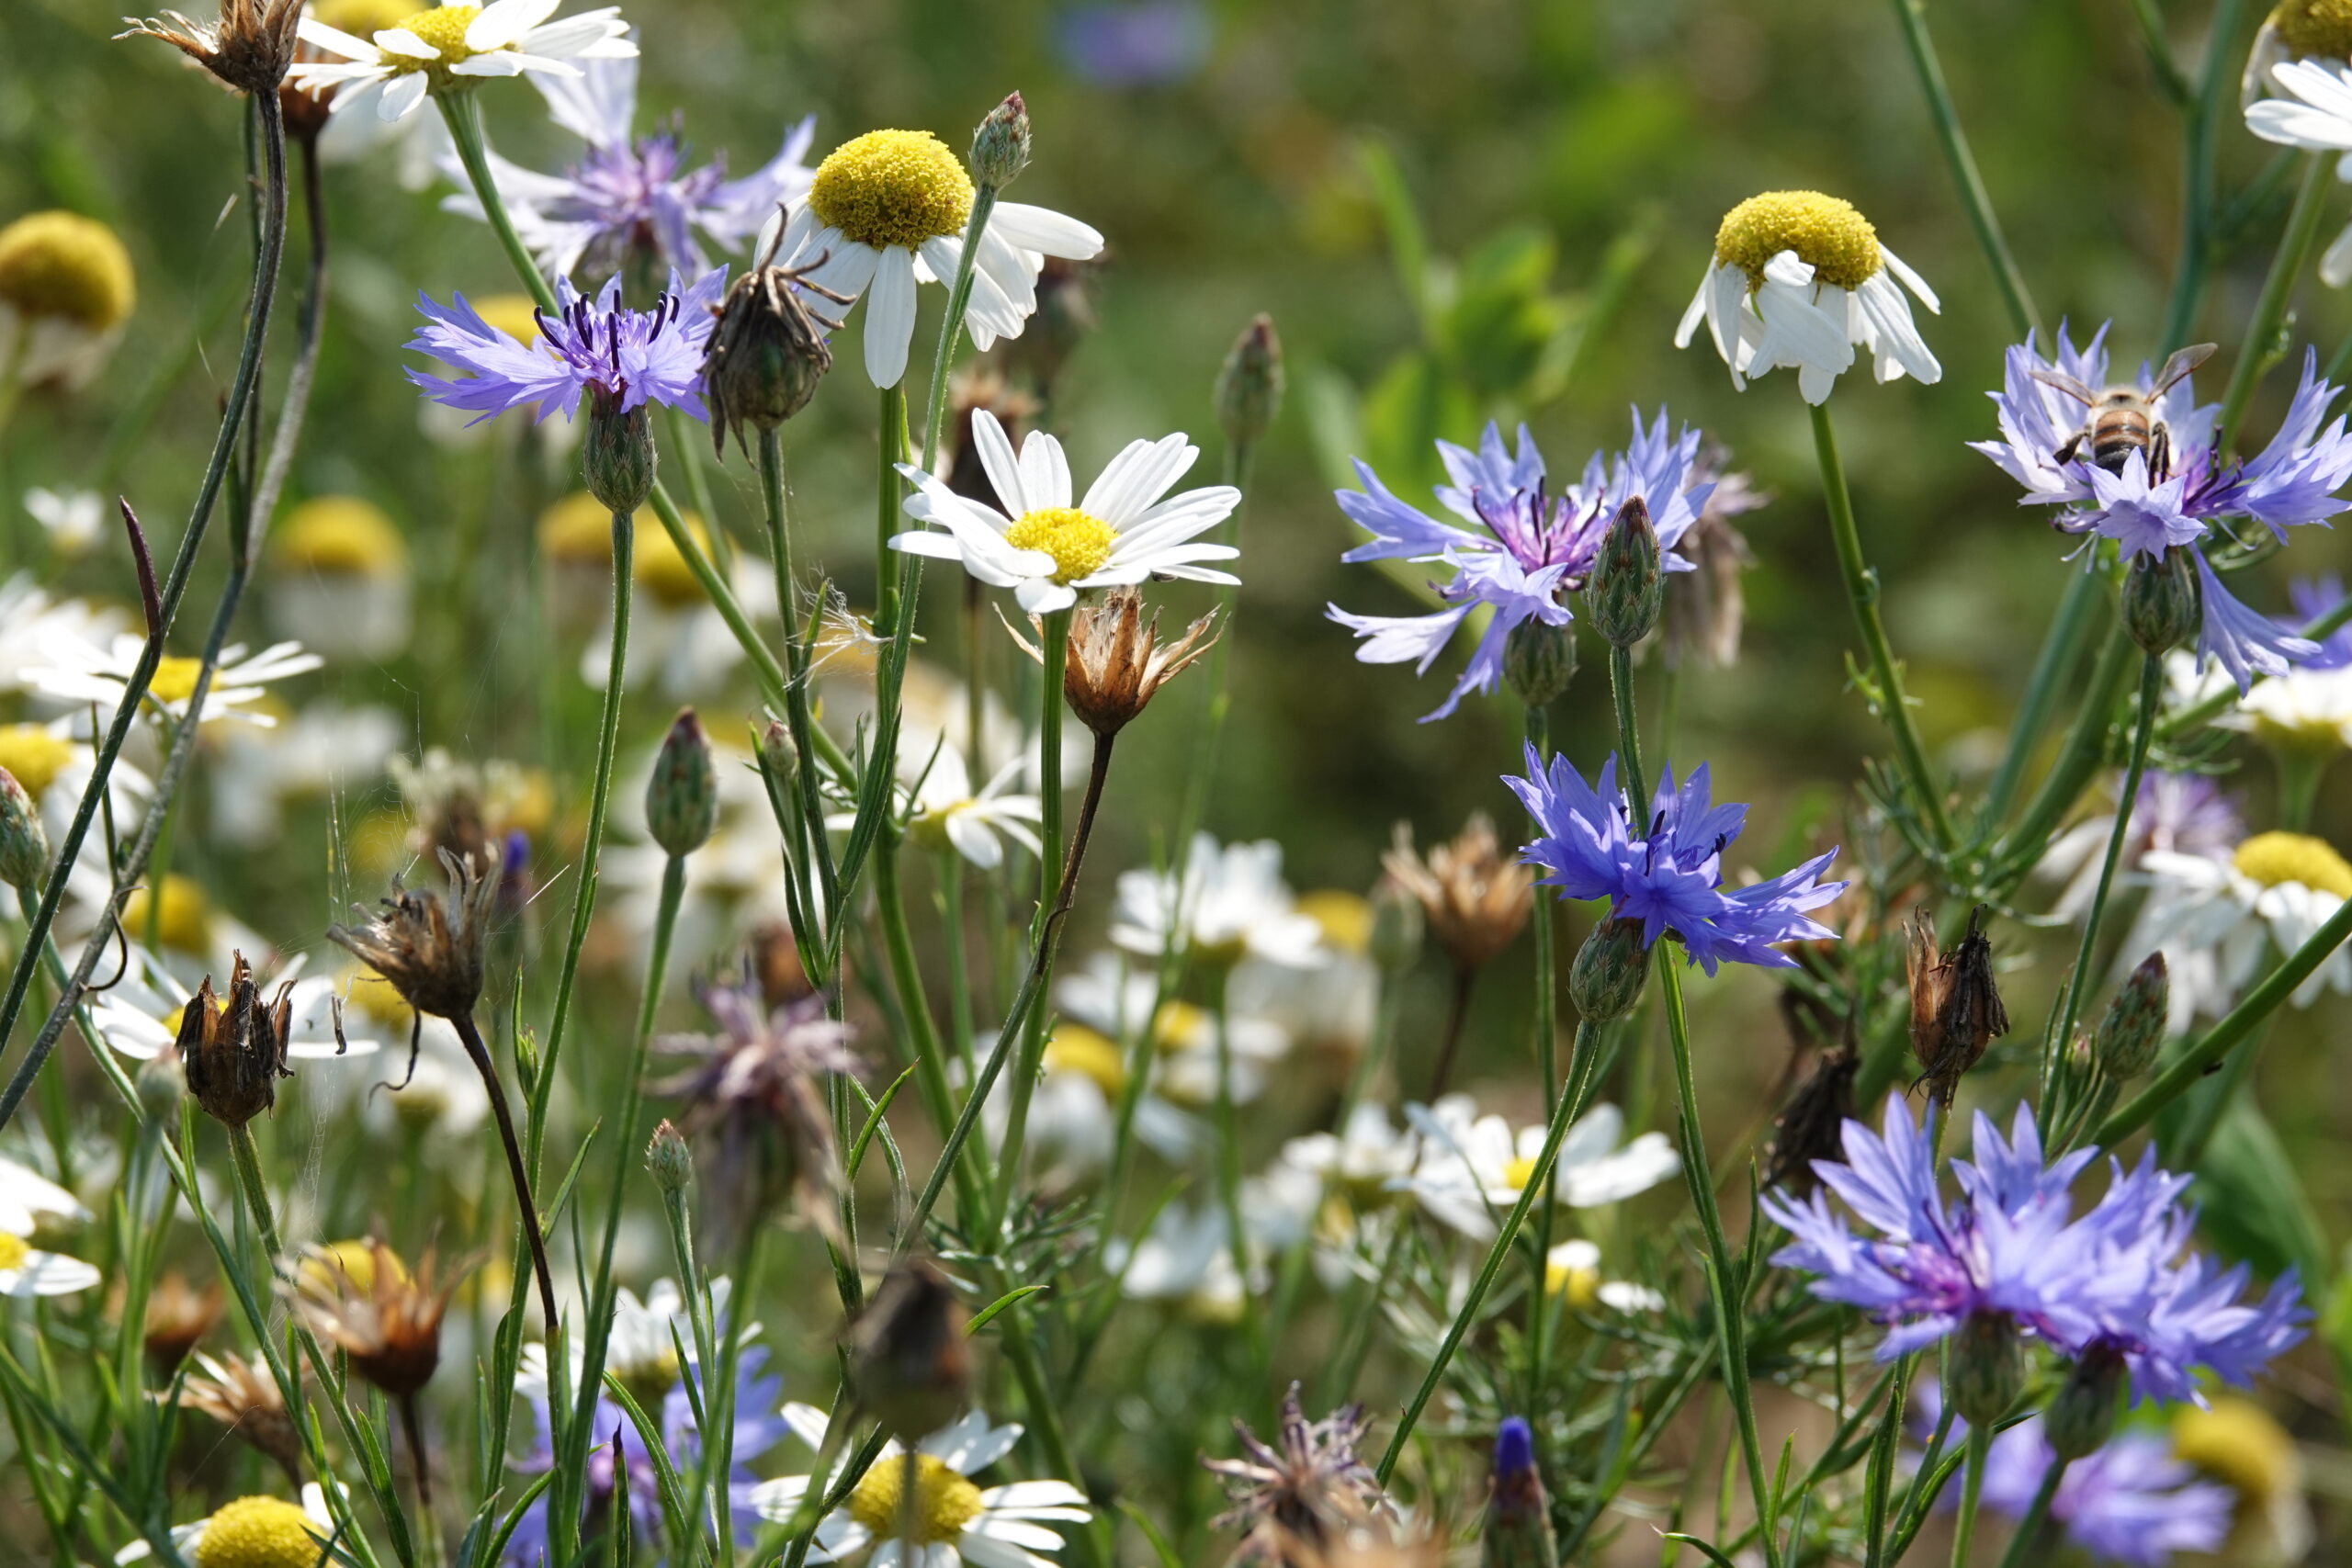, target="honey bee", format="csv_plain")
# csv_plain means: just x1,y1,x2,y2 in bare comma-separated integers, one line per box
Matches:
2031,342,2216,479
